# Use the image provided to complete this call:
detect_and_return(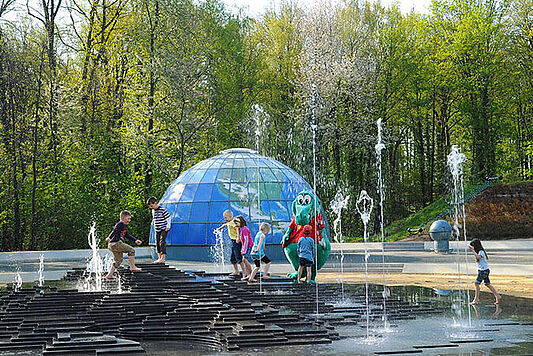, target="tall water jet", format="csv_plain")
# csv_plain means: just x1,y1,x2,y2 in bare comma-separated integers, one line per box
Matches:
330,190,350,301
86,222,103,292
375,118,389,329
211,228,226,272
356,190,374,339
447,145,471,326
253,104,264,293
13,269,22,292
38,254,45,287
311,84,319,316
